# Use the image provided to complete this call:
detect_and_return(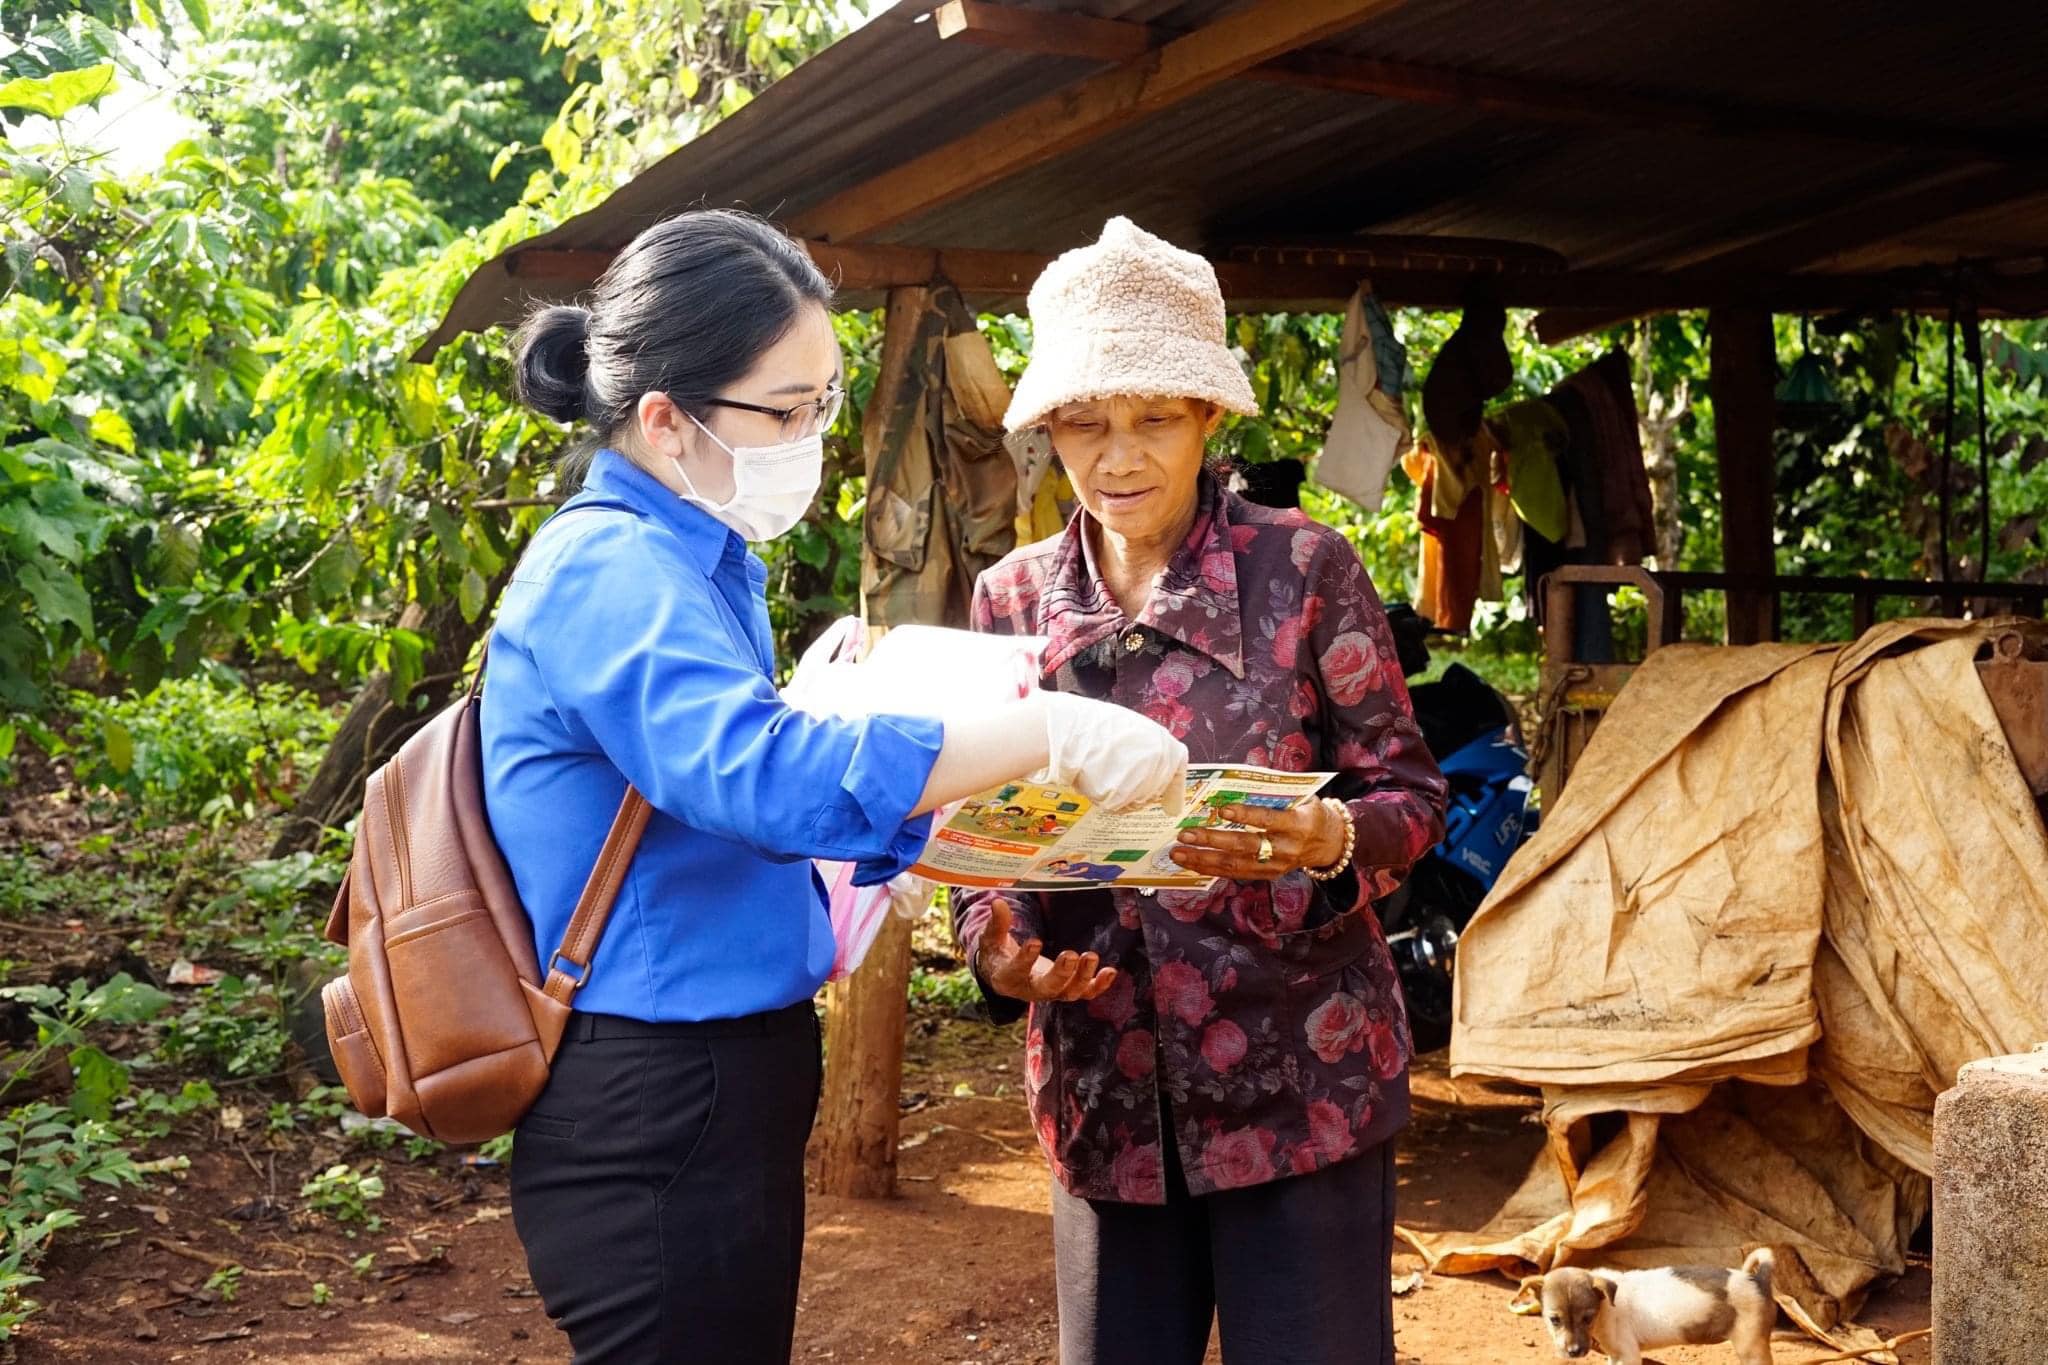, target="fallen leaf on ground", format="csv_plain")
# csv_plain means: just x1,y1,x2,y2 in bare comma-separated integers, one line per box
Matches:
196,1326,254,1342
1391,1272,1424,1296
438,1311,481,1325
